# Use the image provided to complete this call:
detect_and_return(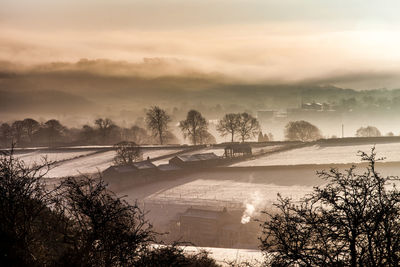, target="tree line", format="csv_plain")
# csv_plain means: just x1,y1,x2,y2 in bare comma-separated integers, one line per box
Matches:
2,106,394,148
